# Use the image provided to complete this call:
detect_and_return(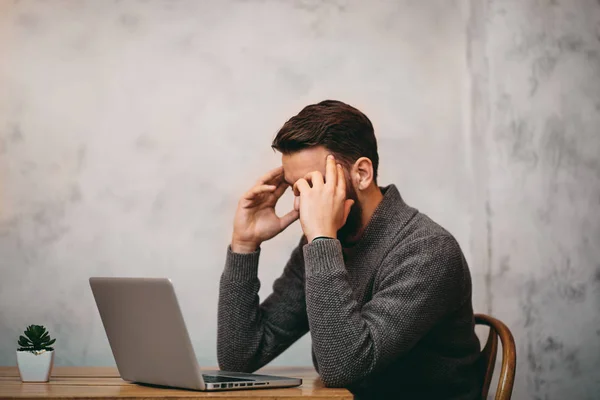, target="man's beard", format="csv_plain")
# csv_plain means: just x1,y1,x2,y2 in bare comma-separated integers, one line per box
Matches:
337,178,363,244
